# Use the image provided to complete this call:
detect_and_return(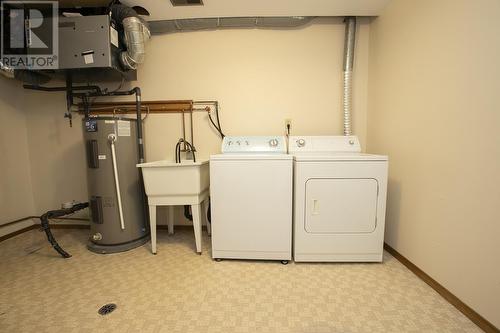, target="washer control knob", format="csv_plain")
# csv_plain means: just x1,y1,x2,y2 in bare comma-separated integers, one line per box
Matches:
269,139,279,147
227,141,233,146
297,139,306,147
236,141,241,145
